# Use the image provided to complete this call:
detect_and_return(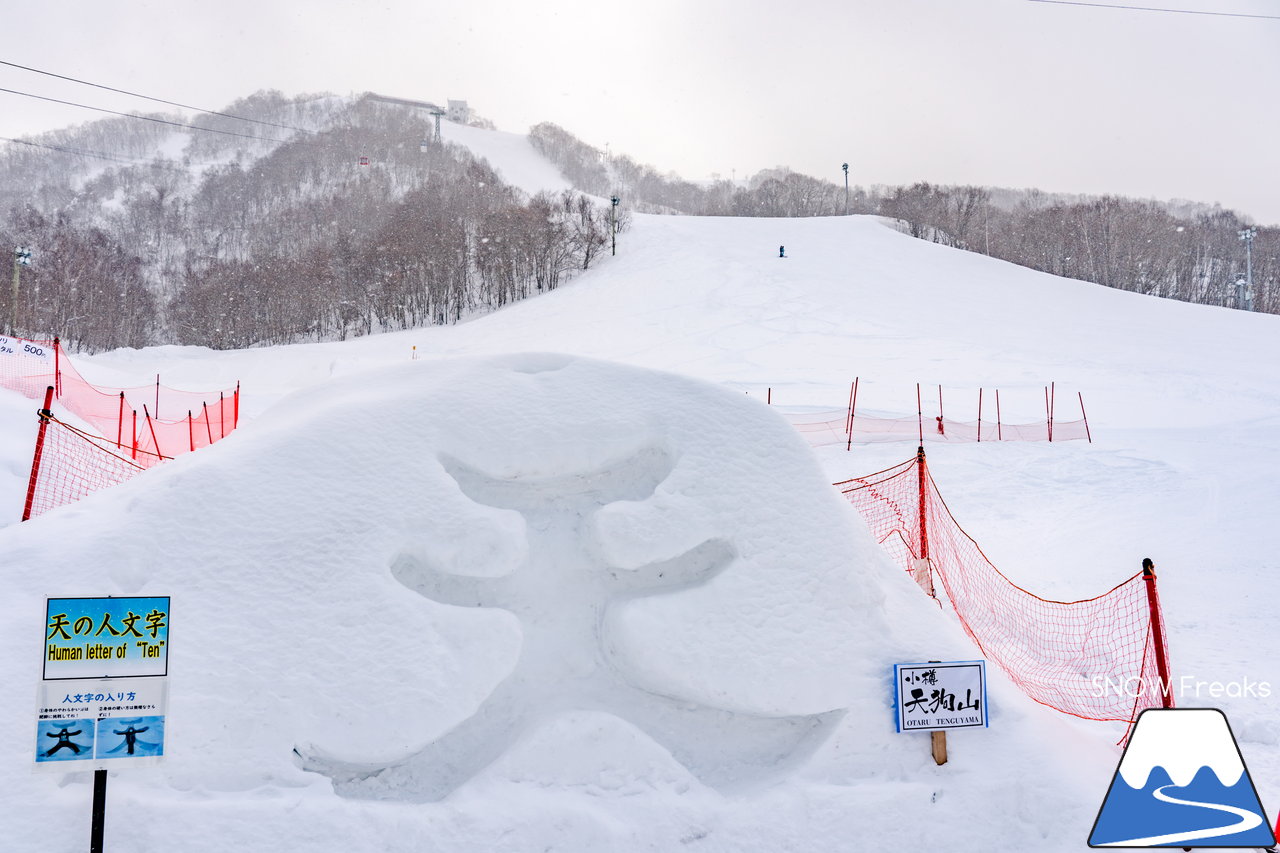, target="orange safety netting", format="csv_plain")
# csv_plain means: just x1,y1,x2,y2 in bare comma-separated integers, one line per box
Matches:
1,334,237,458
772,381,1091,447
781,409,1091,447
23,416,163,520
836,453,1170,724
